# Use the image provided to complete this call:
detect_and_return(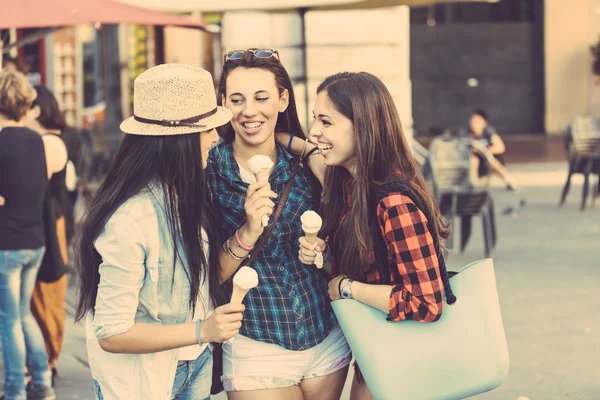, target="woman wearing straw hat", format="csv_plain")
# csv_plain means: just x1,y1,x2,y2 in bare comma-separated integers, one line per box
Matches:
206,49,351,400
75,64,245,400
